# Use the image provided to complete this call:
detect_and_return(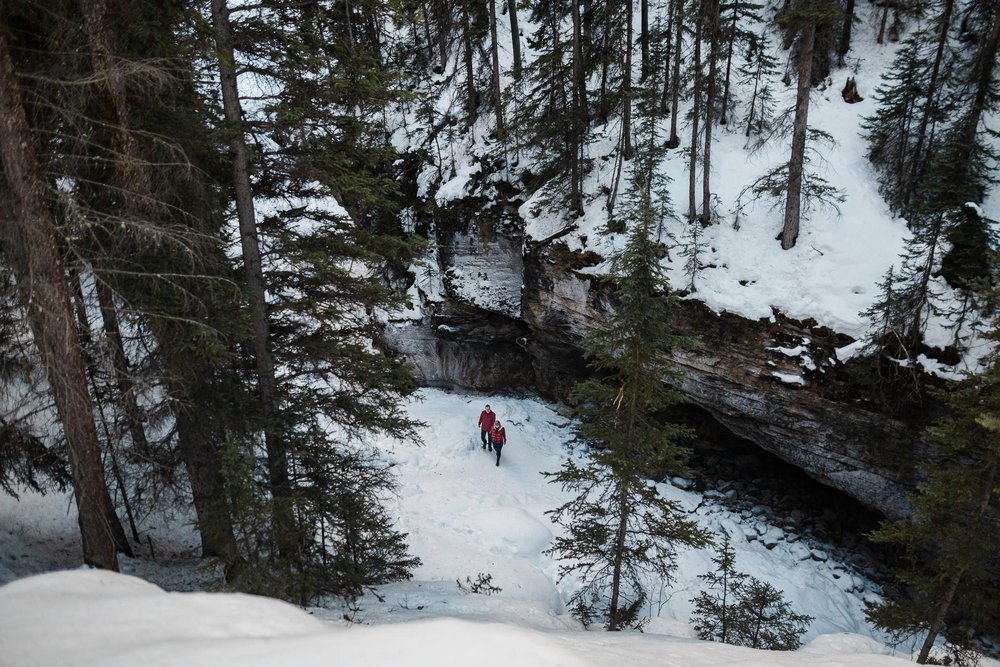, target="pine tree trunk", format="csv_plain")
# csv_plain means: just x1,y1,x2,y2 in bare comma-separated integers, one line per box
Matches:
701,0,721,224
903,0,954,211
745,41,762,137
175,389,243,569
82,0,240,566
719,566,730,643
420,1,434,64
837,0,855,65
0,33,120,571
877,0,889,44
780,19,816,250
600,27,611,119
623,0,634,160
95,282,151,460
154,316,243,572
963,6,1000,138
435,0,448,71
210,0,295,555
608,386,644,631
461,0,478,123
571,0,586,214
719,3,738,125
489,0,504,134
69,275,140,546
917,569,962,664
607,478,630,630
641,0,650,81
661,0,676,113
363,4,382,54
909,214,942,349
507,0,522,78
688,0,704,221
668,0,683,148
68,273,136,555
